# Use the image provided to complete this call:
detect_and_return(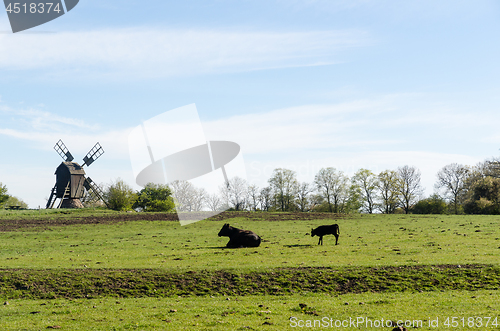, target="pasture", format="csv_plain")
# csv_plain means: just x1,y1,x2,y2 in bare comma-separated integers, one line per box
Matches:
0,211,499,330
0,212,499,270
